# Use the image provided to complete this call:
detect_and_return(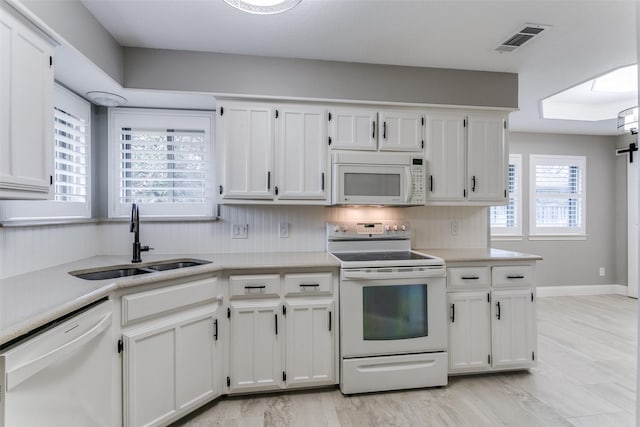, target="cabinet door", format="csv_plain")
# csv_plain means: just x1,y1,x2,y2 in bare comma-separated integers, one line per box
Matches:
467,113,507,202
228,300,282,392
123,307,219,427
284,298,335,387
0,10,53,199
275,106,328,200
218,103,274,199
425,112,466,201
491,289,535,369
378,111,424,152
329,108,377,150
447,292,491,373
